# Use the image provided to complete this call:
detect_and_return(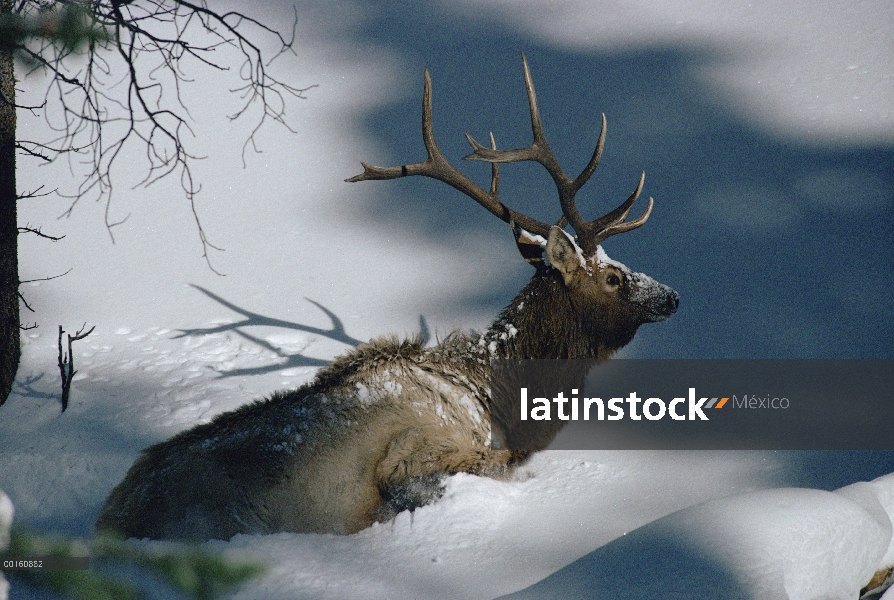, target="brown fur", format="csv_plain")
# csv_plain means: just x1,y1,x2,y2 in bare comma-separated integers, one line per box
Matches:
96,230,677,541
